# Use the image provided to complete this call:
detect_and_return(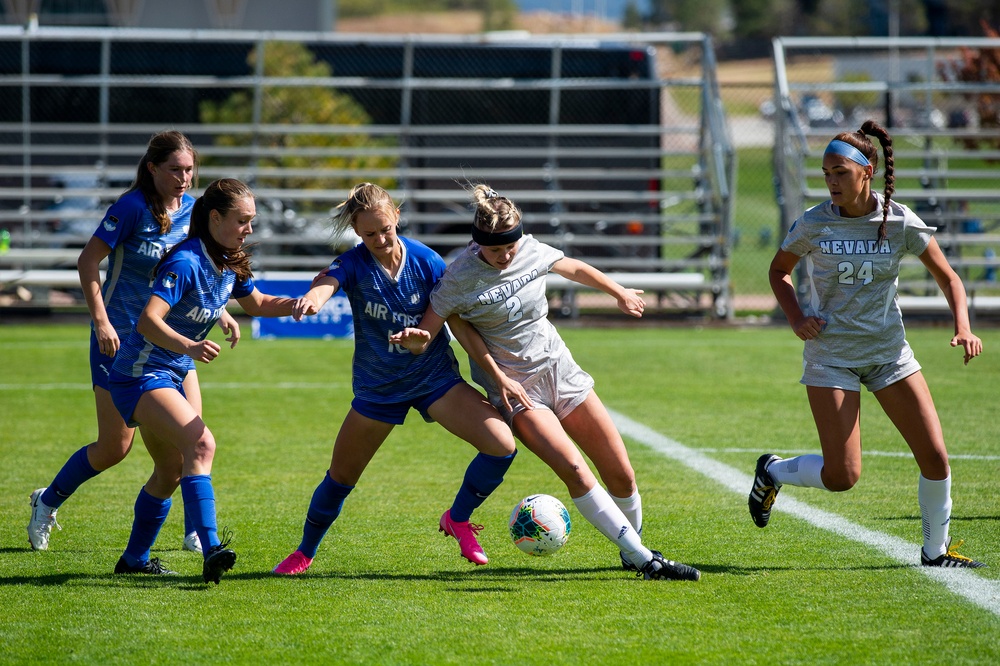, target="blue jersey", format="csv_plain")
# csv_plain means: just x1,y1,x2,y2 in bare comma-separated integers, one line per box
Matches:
113,237,254,378
326,236,459,402
92,189,195,336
